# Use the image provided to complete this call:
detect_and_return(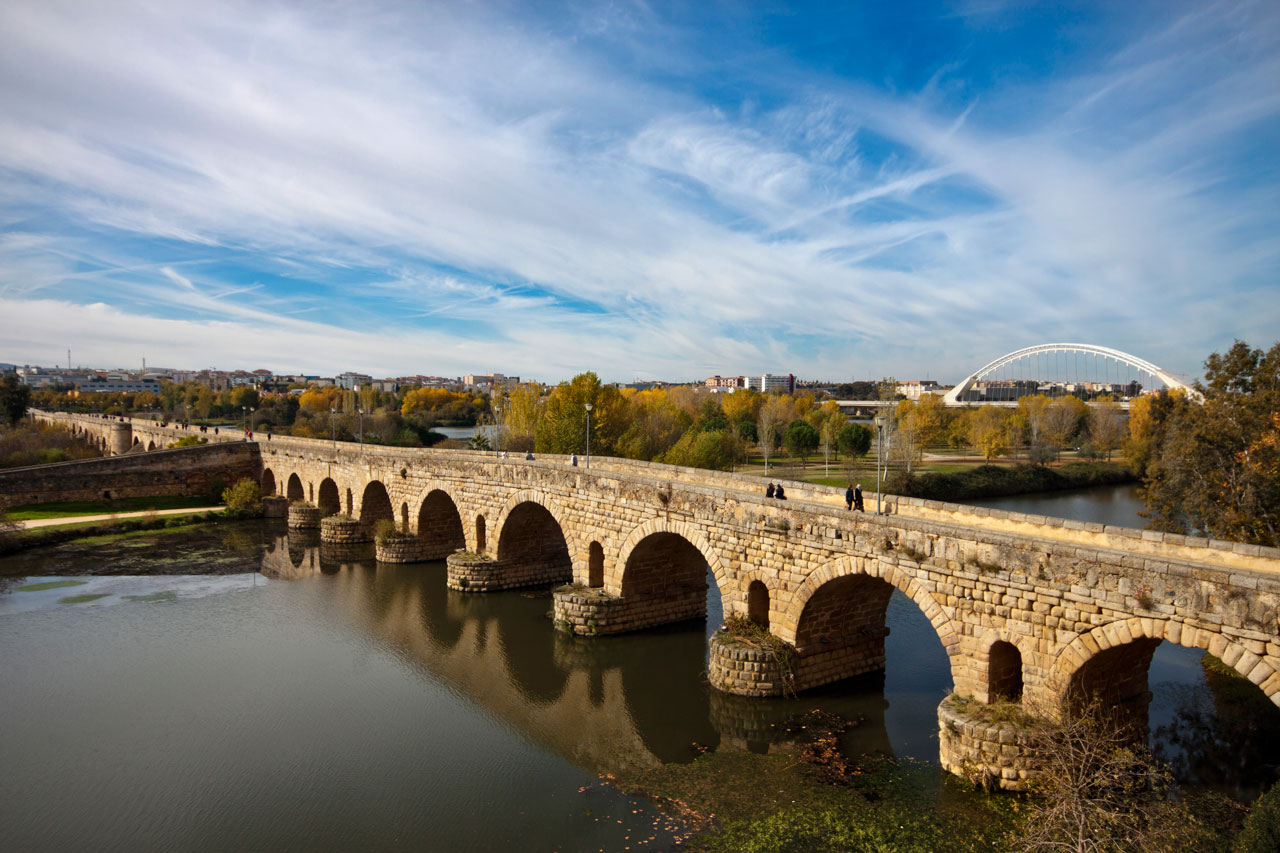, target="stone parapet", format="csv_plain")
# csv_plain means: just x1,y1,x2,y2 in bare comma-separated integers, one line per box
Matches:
937,693,1038,791
375,537,432,563
287,504,322,529
707,630,792,698
320,515,370,543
